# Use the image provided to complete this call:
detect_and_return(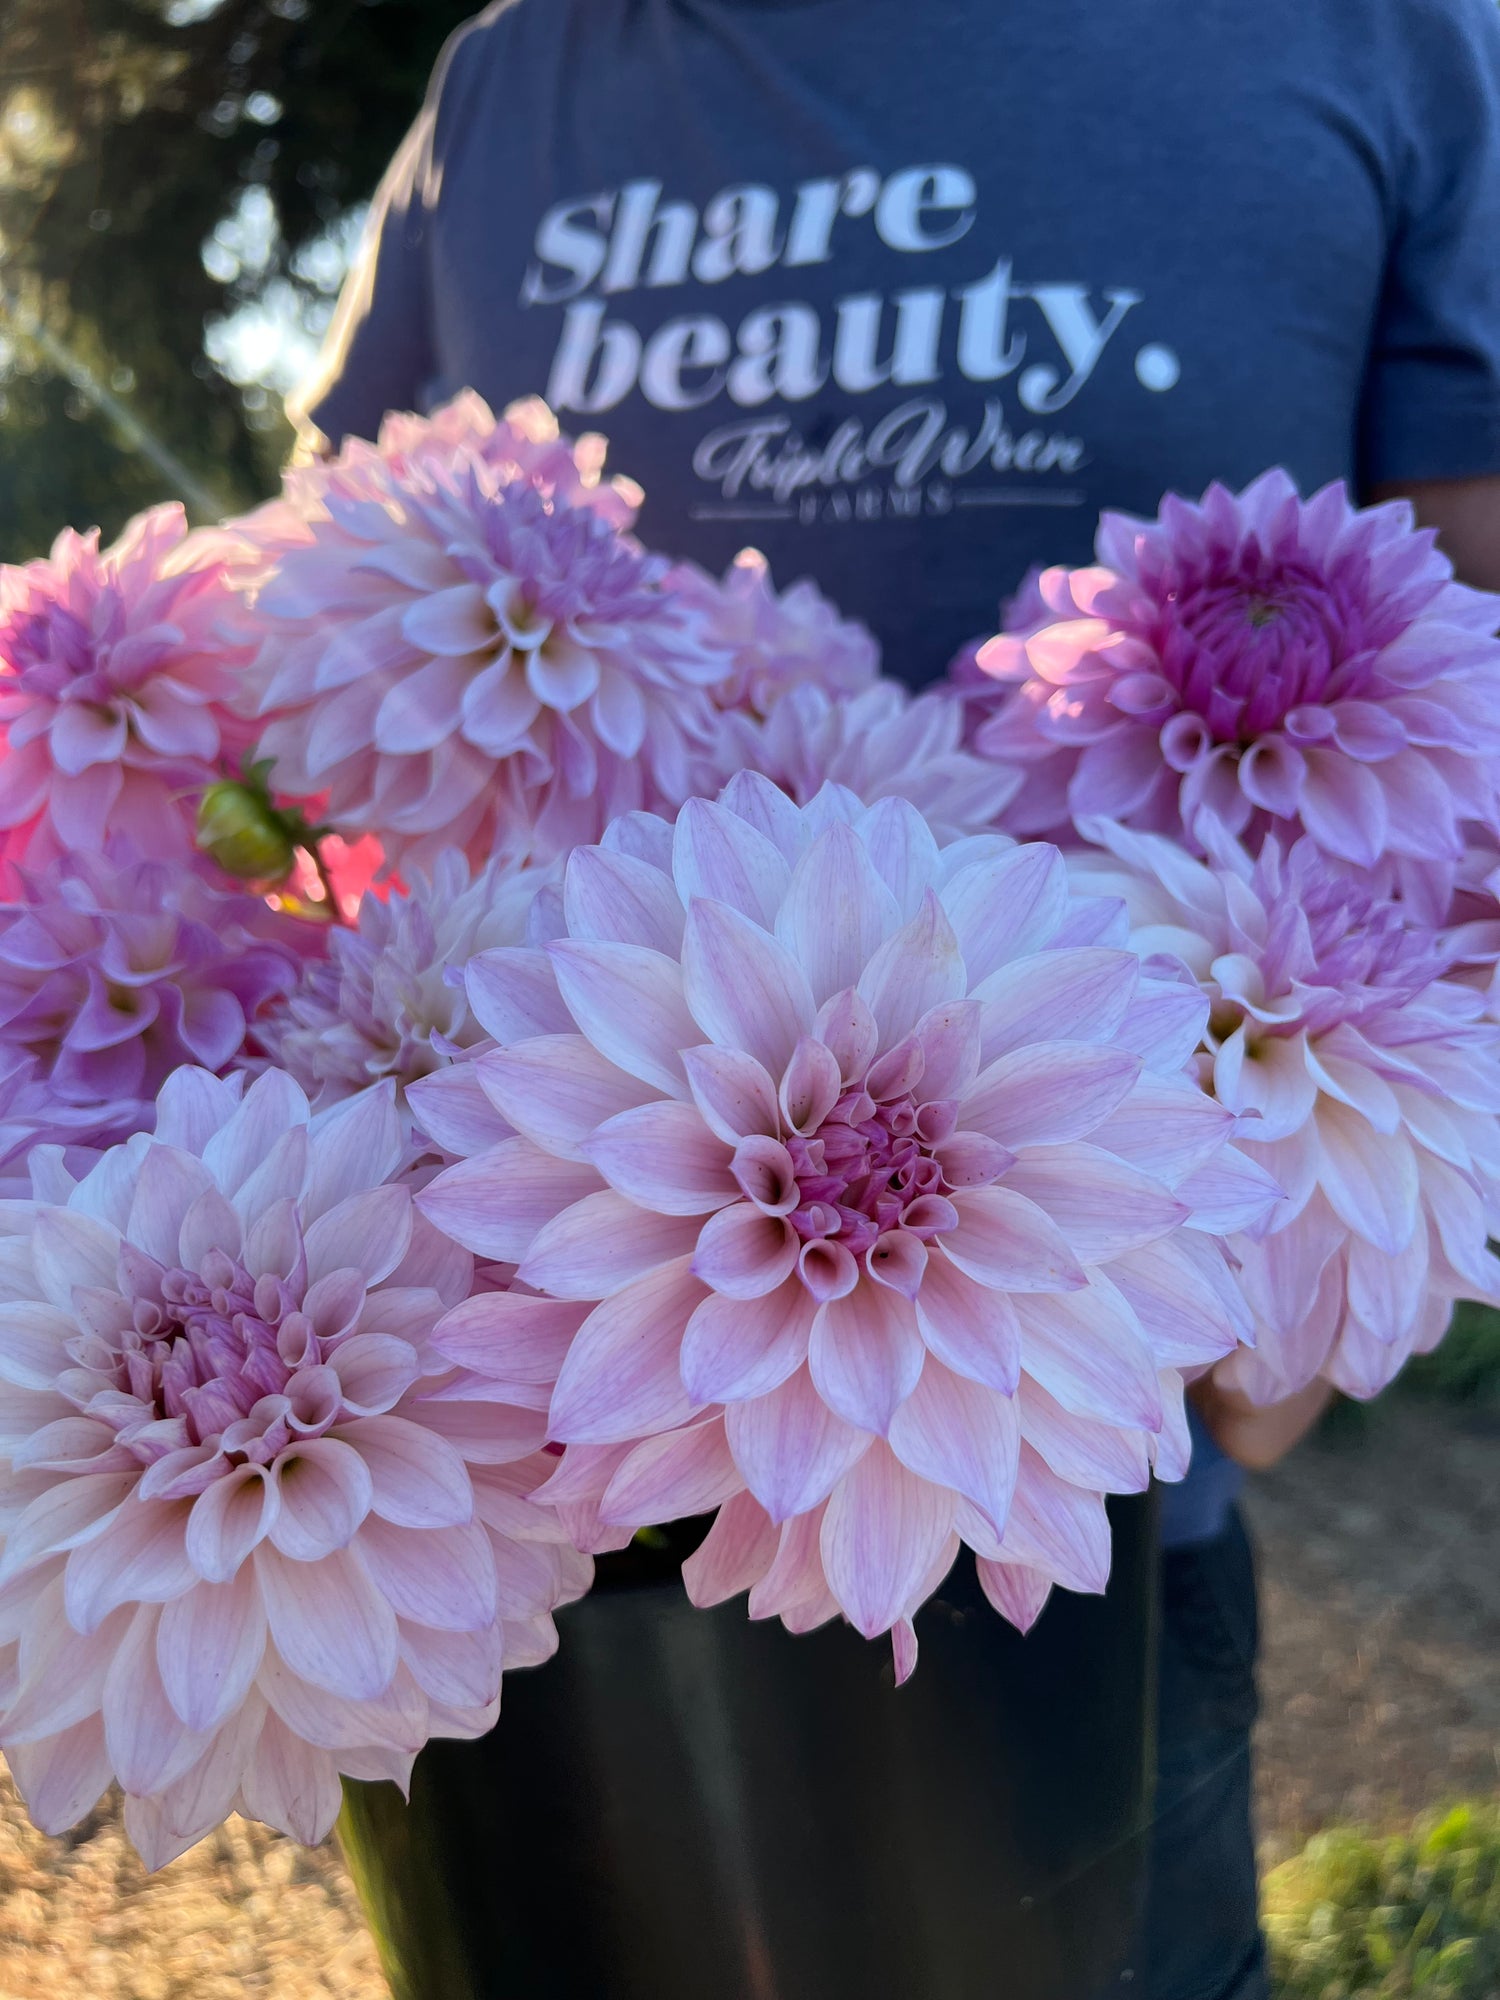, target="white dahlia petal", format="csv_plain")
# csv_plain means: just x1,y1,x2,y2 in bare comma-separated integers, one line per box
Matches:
253,849,559,1122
